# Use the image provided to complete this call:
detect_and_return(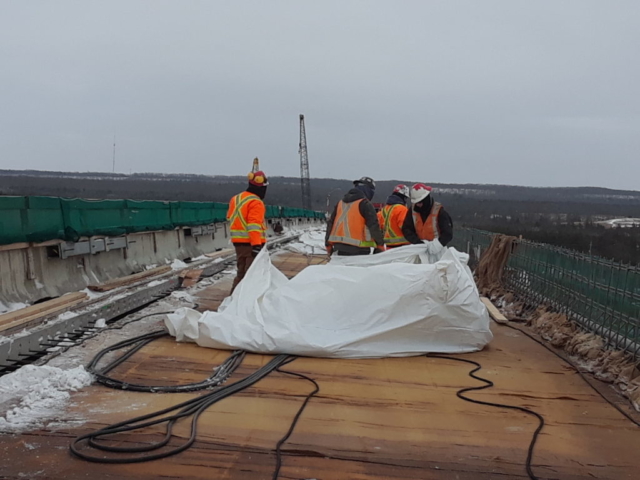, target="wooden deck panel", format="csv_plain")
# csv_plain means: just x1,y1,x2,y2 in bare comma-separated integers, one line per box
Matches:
1,252,639,479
